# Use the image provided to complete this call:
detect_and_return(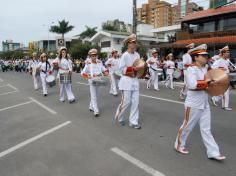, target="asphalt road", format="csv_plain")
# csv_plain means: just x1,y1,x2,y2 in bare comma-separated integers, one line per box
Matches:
0,71,235,176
